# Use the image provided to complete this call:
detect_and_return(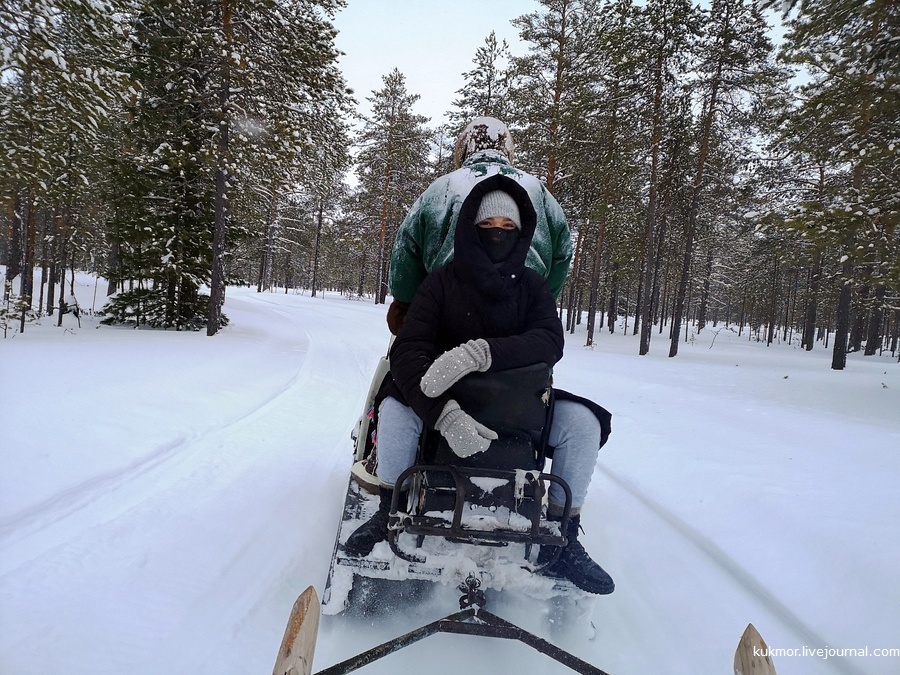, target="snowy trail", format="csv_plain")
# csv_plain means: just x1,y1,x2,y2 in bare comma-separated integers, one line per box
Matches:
2,283,898,675
2,294,311,557
1,288,384,674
